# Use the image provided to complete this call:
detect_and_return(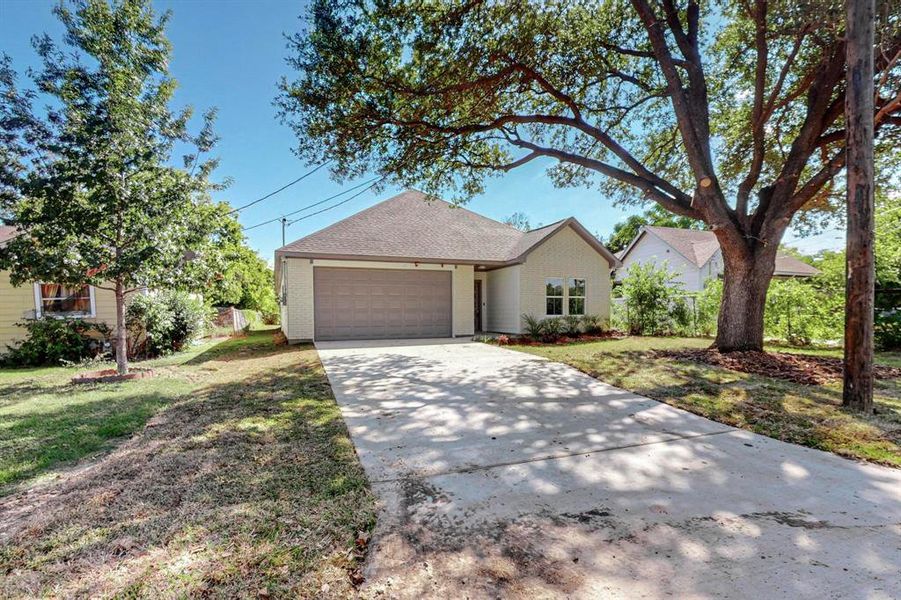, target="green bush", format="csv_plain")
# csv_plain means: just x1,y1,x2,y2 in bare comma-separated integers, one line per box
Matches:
521,314,544,339
127,291,211,358
876,311,901,350
2,318,111,366
580,314,605,334
262,312,280,325
617,262,687,335
562,315,582,336
541,316,563,341
694,279,723,336
764,278,843,345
